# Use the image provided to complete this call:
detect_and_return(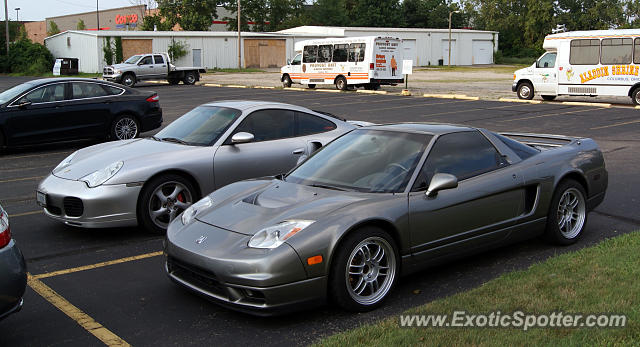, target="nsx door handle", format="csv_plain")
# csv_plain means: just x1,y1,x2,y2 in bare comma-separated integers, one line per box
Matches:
292,148,305,155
